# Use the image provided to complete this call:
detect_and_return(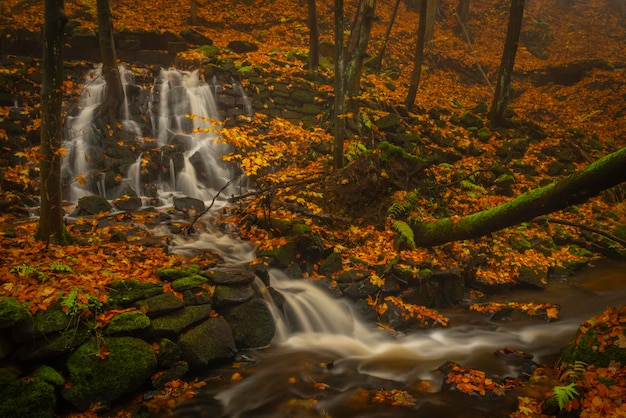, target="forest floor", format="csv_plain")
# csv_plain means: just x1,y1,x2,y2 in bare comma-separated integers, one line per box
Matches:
1,0,626,417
